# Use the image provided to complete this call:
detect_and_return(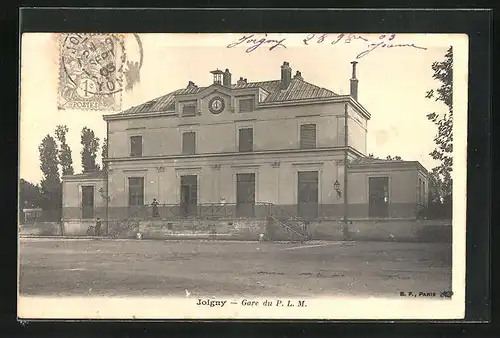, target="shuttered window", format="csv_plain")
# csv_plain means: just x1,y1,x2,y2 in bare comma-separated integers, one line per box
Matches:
182,132,196,155
238,128,253,152
239,98,254,112
128,177,144,206
422,181,426,205
300,124,316,149
130,136,143,157
417,179,420,204
182,104,196,116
